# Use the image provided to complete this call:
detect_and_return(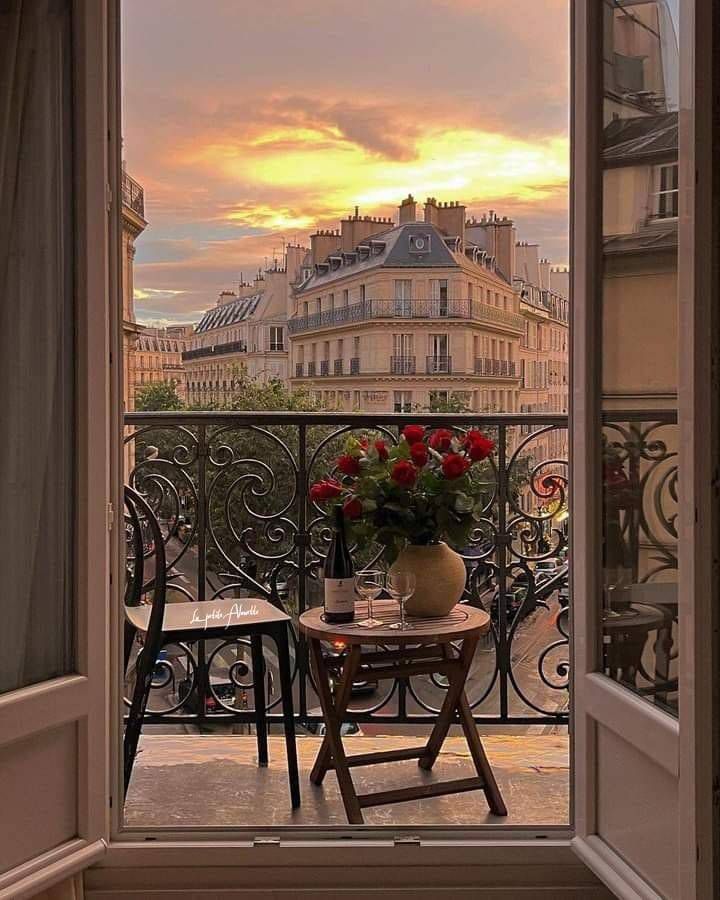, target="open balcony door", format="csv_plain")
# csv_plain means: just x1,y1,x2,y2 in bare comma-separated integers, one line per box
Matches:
0,1,117,897
571,1,718,898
